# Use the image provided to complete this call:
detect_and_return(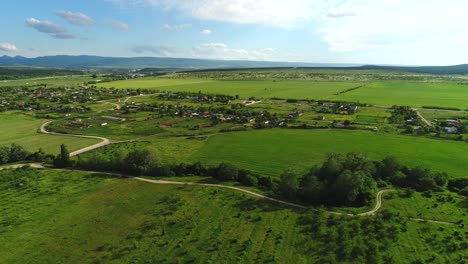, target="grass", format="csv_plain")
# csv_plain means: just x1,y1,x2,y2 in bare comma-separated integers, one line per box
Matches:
187,129,468,178
0,170,466,263
102,78,468,109
383,190,467,223
0,112,100,154
0,75,93,88
0,168,465,263
101,78,364,100
333,82,468,109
